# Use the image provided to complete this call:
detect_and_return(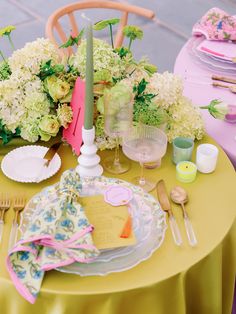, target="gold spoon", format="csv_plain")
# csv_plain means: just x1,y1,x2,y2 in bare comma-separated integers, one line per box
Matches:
213,82,236,94
170,186,197,247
